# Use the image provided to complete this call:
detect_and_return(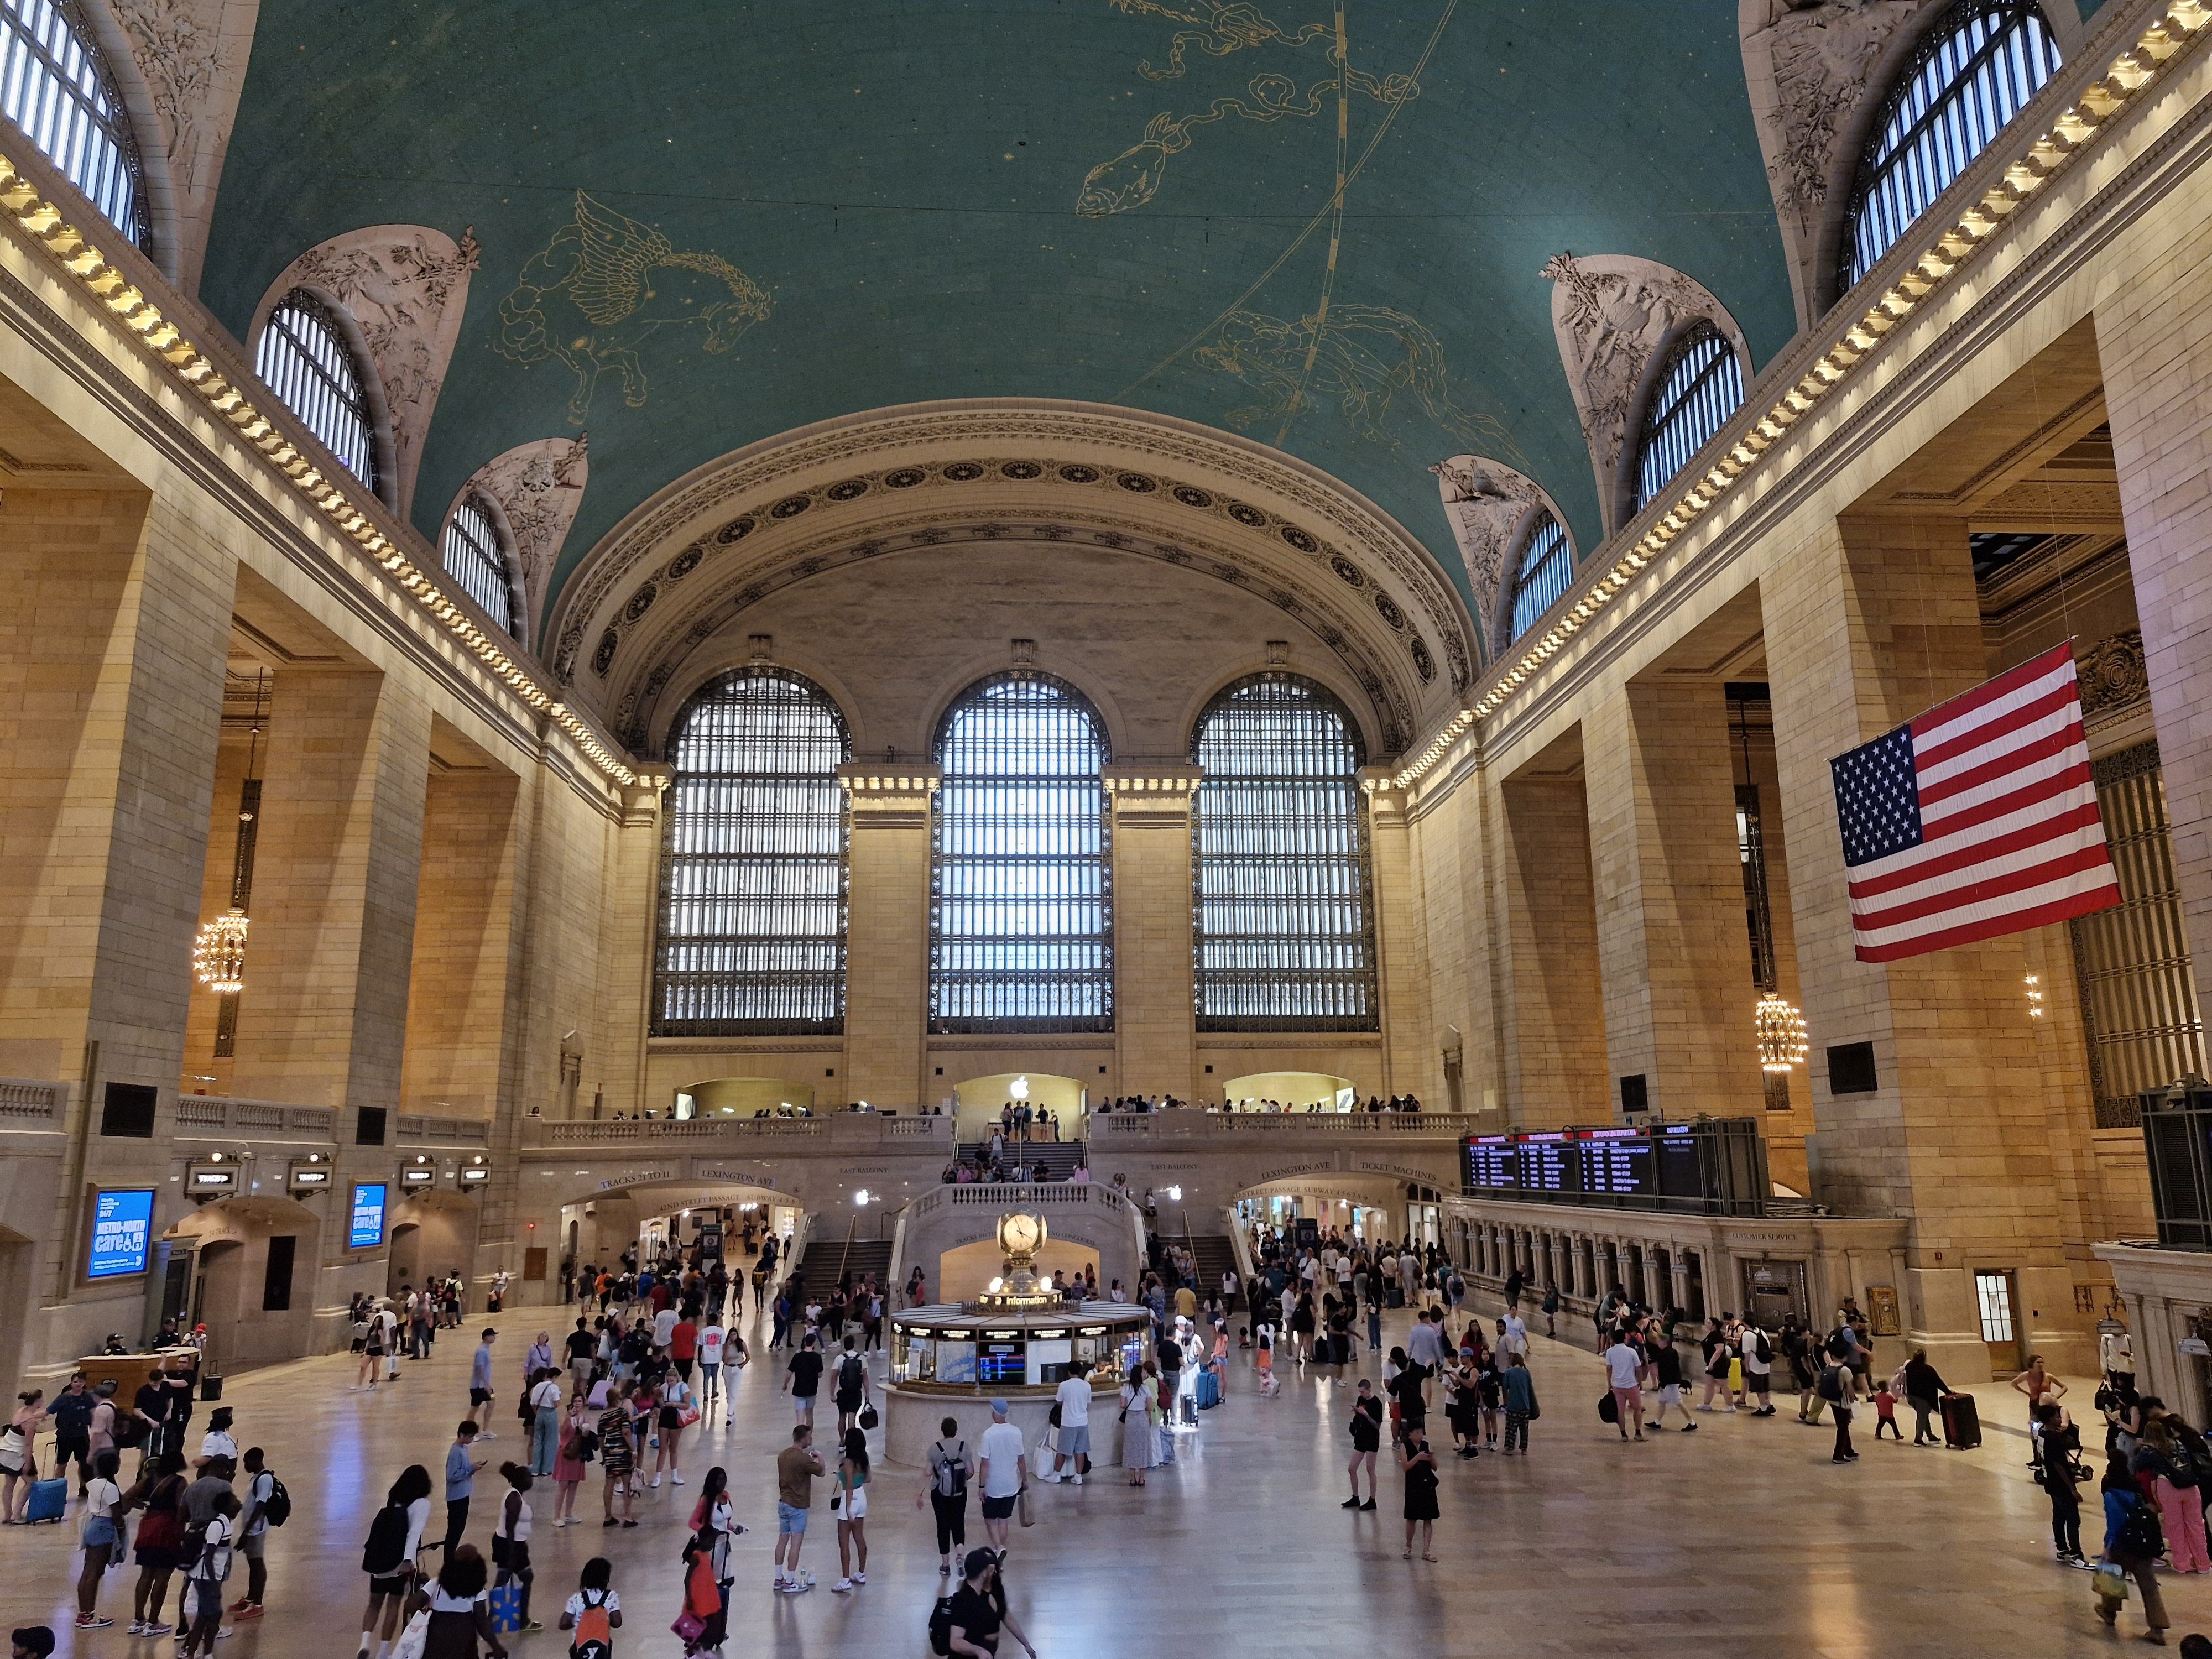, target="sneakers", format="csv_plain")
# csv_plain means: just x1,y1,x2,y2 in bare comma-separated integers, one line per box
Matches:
228,1599,253,1614
650,1474,661,1489
831,1579,853,1594
672,1473,685,1485
234,1604,264,1620
1039,1469,1061,1484
1359,1498,1375,1511
1070,1474,1083,1486
853,1571,866,1584
1681,1422,1698,1432
129,1623,148,1636
75,1616,112,1630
